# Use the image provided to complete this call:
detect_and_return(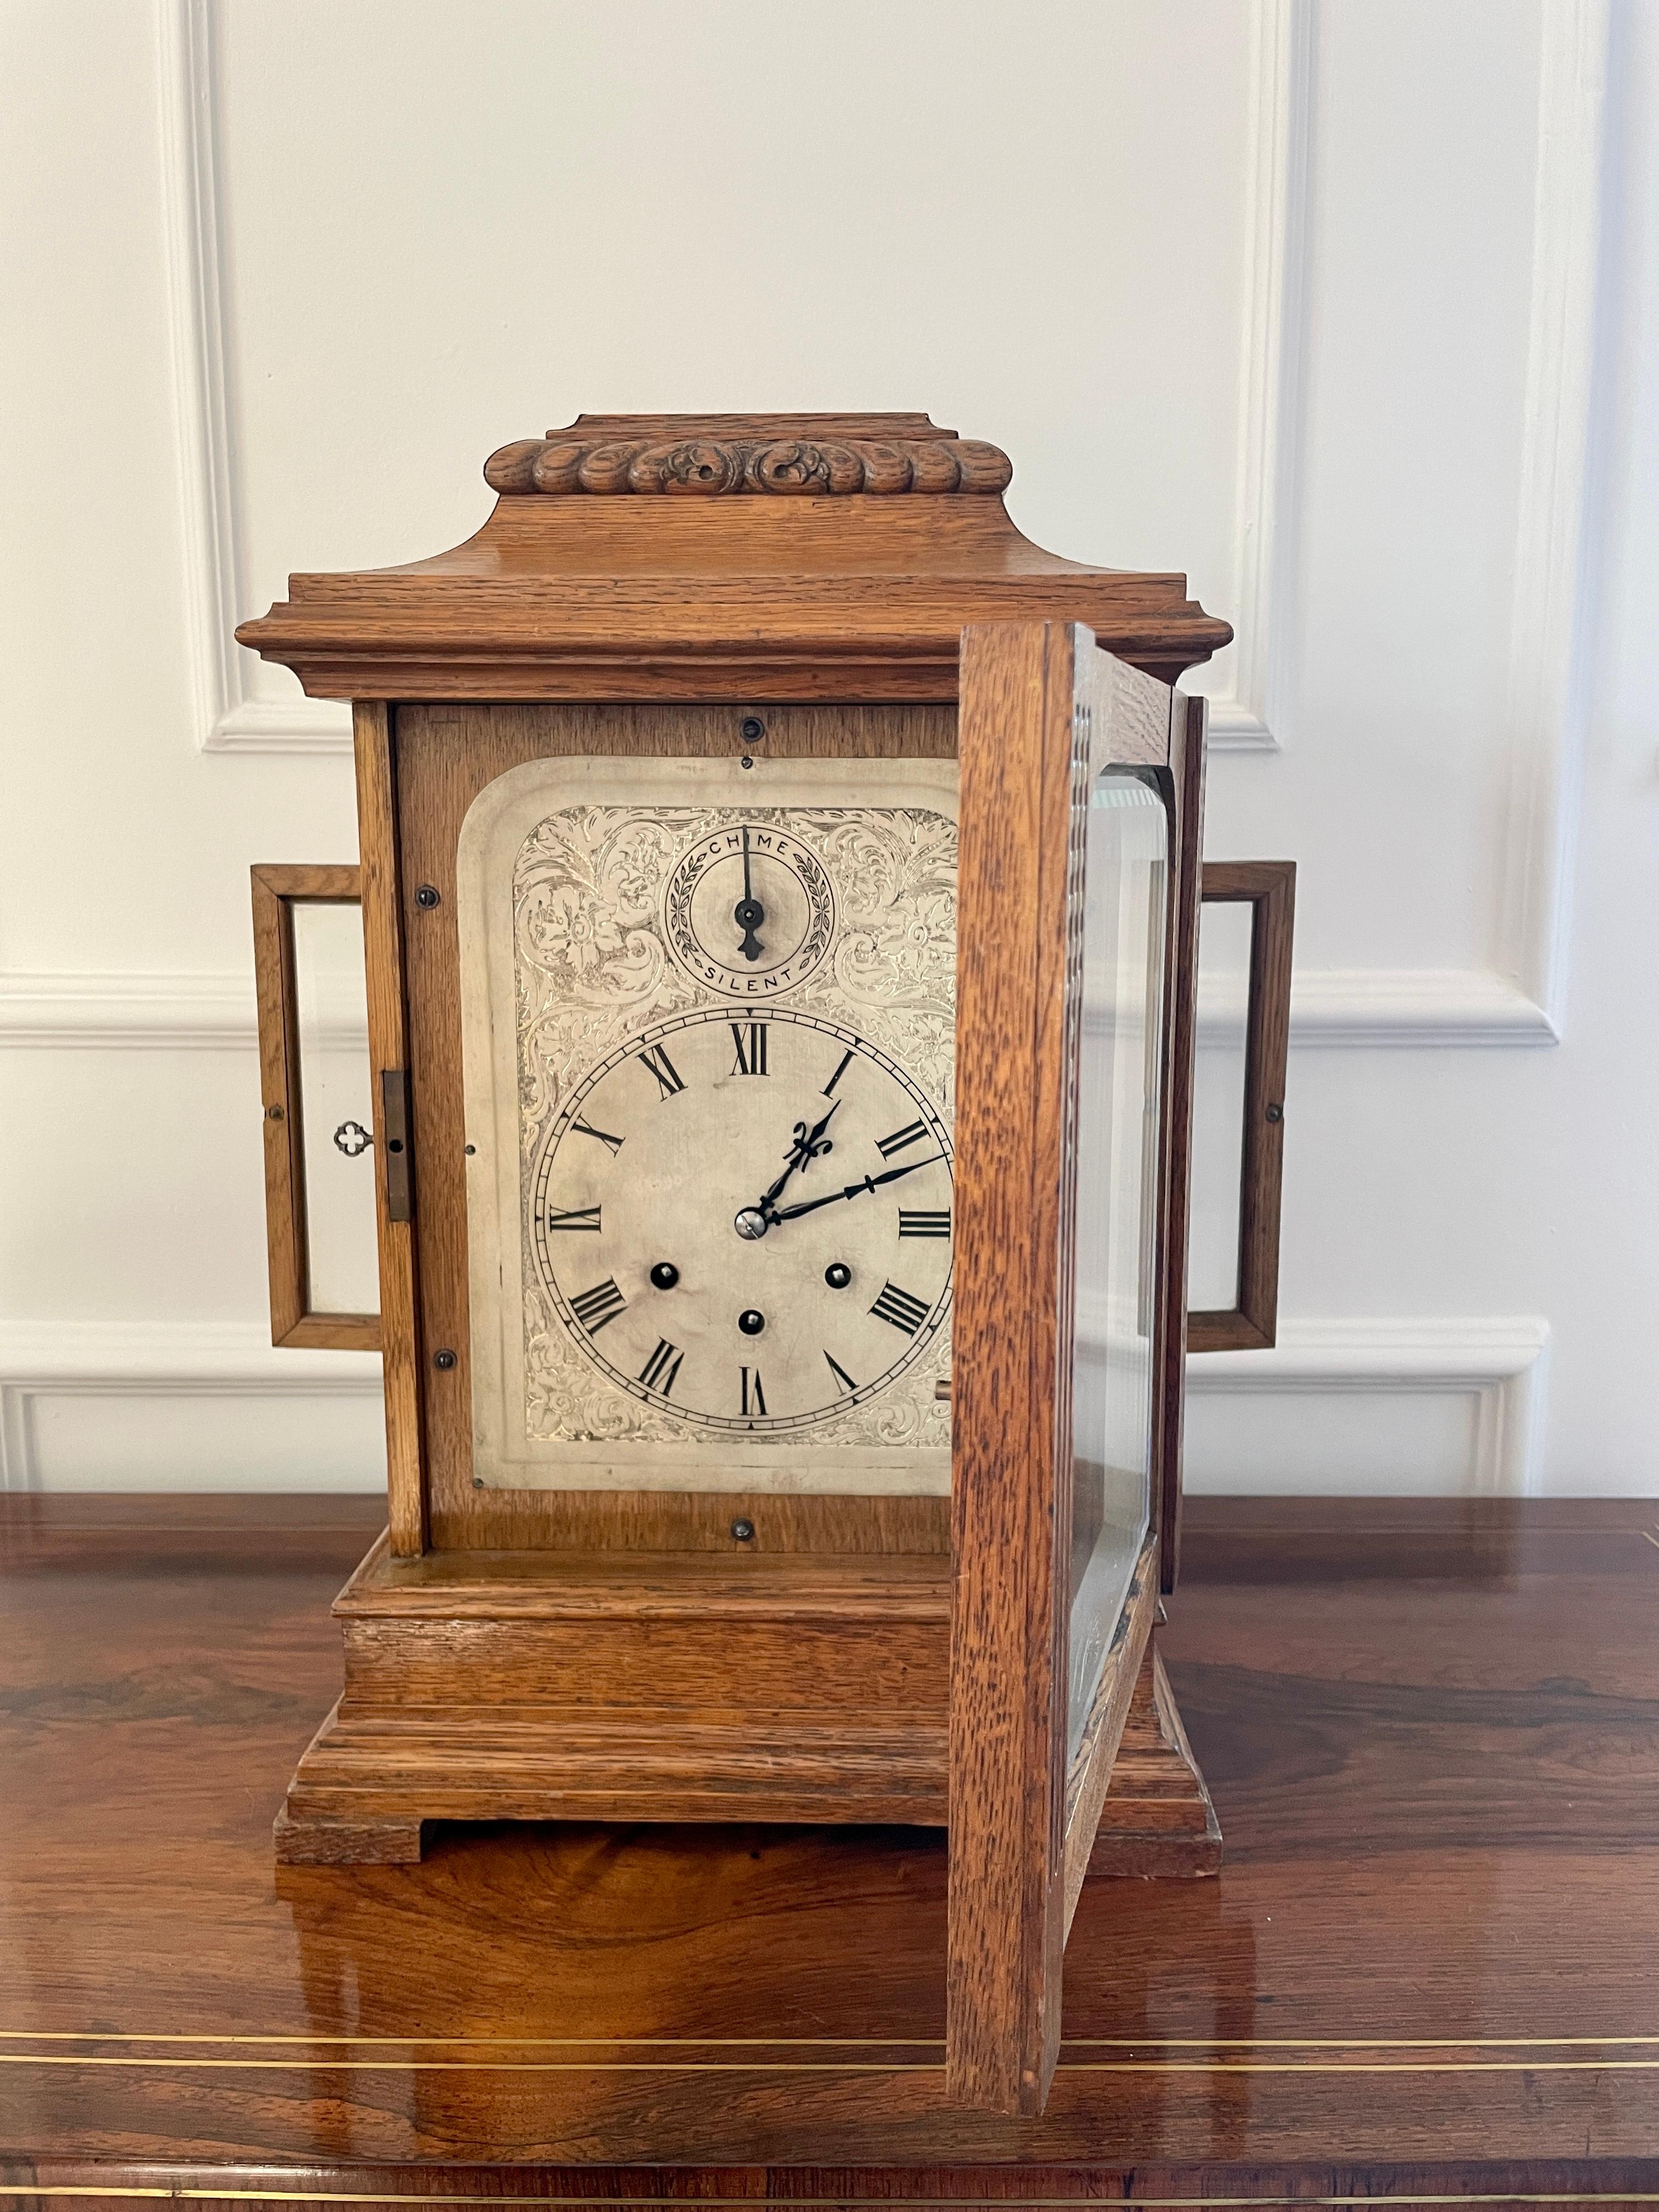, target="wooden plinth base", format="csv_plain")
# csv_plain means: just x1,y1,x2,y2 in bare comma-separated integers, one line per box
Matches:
272,1801,424,1865
275,1535,1218,1876
1086,1642,1222,1878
